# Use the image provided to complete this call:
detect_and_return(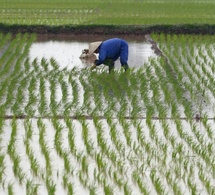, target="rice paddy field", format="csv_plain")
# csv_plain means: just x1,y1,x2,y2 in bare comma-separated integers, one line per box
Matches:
0,32,215,194
0,0,215,25
1,0,215,195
